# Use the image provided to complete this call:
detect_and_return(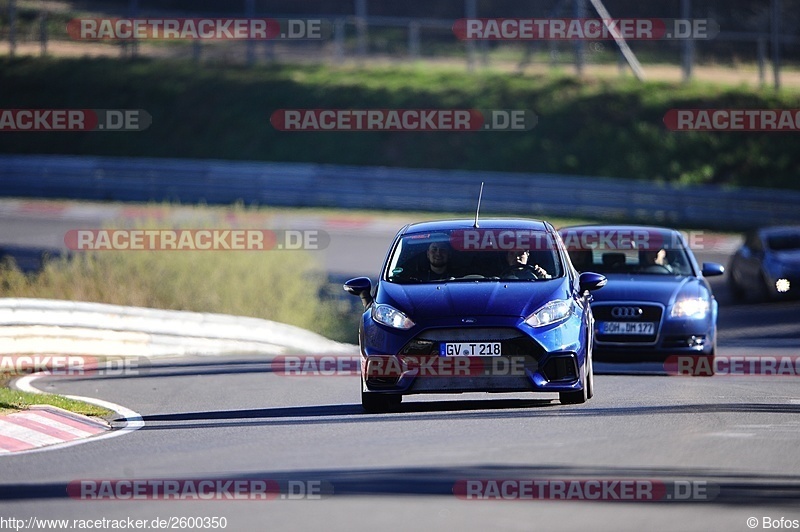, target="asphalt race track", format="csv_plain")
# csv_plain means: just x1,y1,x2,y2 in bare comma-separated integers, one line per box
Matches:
1,208,799,532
